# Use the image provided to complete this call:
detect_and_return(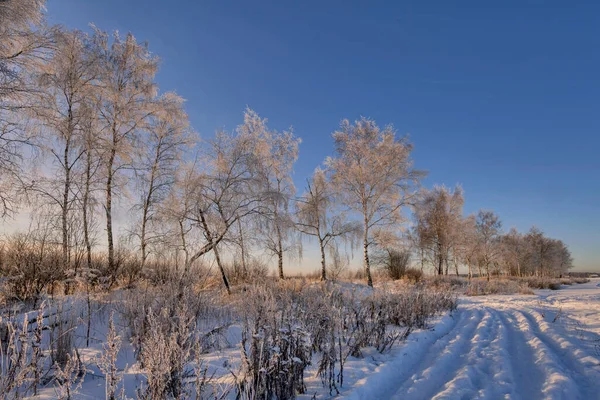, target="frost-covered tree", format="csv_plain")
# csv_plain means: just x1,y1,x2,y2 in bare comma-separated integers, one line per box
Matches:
0,0,50,107
93,29,158,280
327,118,422,287
499,228,529,277
475,210,502,281
239,109,301,279
413,185,464,275
31,28,98,279
296,168,358,281
173,125,265,294
132,93,191,272
0,0,51,217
